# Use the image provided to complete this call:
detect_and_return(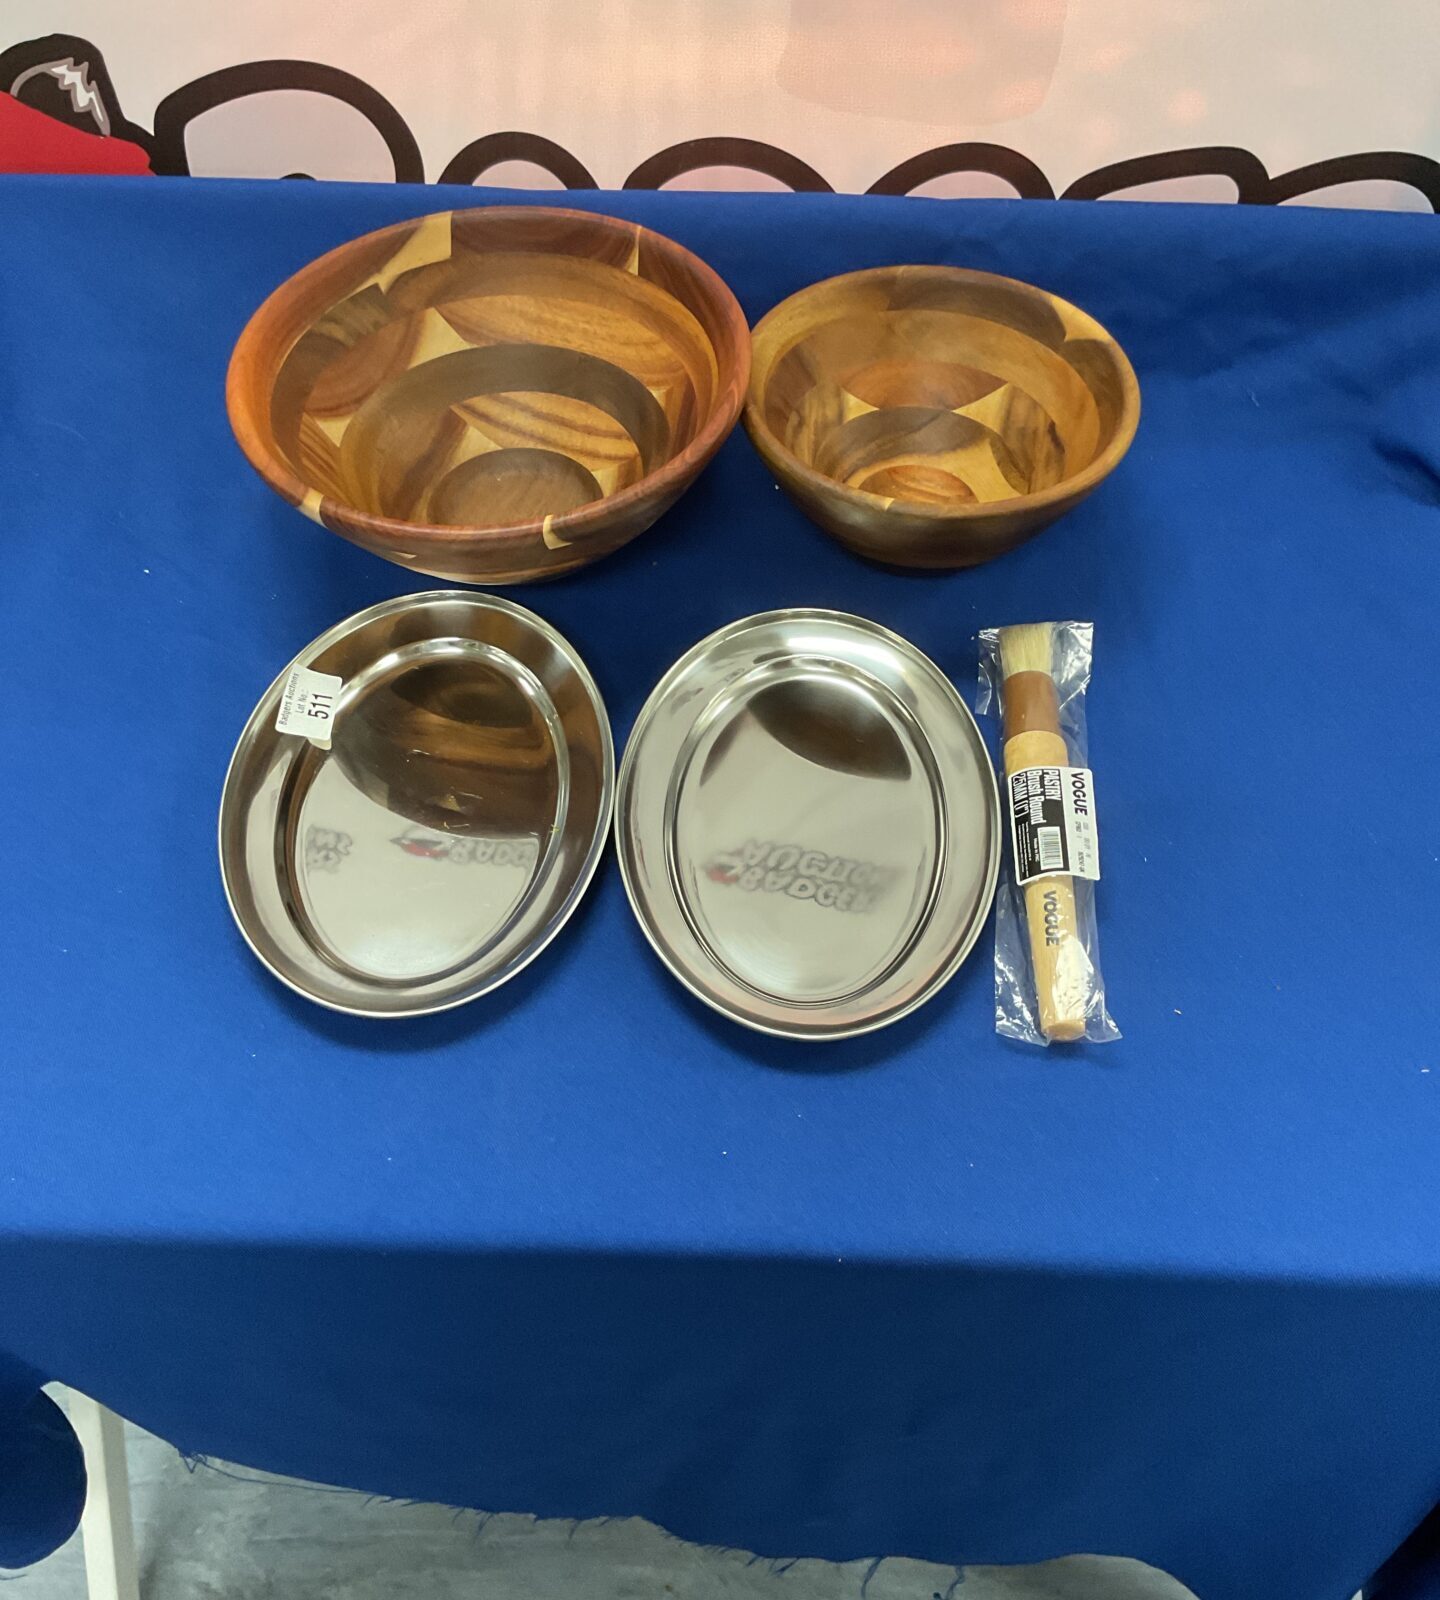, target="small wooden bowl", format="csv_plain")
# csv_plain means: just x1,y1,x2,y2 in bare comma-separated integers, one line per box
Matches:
745,265,1139,569
228,207,749,583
